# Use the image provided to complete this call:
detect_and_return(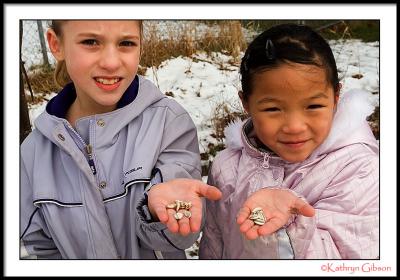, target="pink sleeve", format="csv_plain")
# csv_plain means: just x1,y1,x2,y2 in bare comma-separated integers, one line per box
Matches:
286,154,379,259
